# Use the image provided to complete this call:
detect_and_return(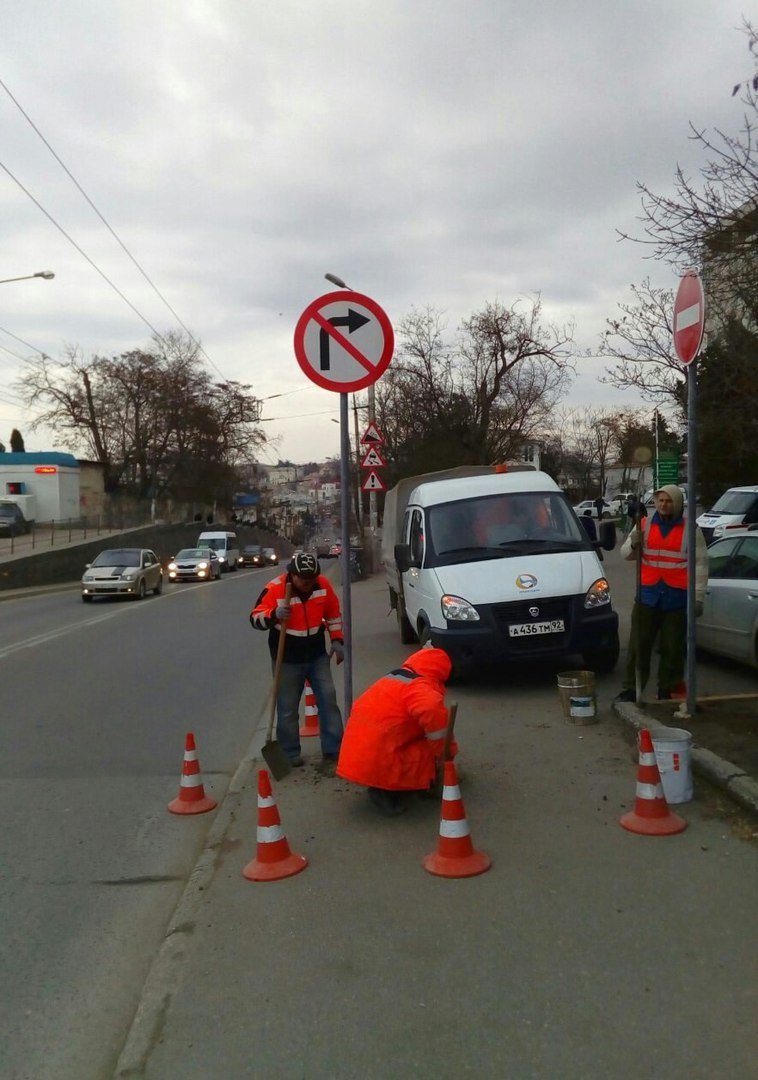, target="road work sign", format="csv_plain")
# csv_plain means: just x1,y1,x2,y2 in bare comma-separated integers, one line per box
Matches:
294,290,394,392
